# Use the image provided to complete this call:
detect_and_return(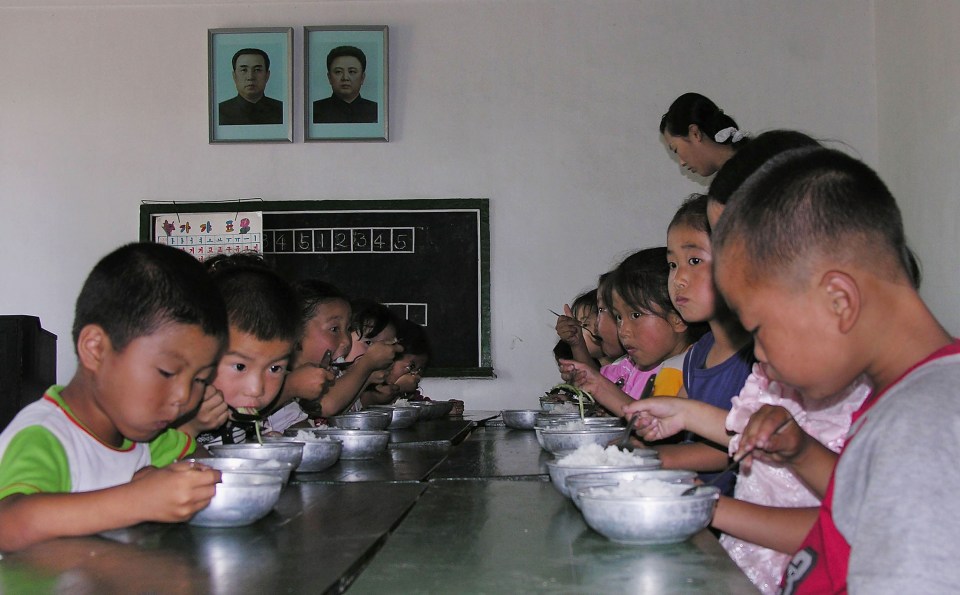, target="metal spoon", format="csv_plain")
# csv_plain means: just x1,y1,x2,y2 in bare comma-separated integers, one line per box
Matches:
618,412,641,450
681,416,795,496
548,308,600,340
